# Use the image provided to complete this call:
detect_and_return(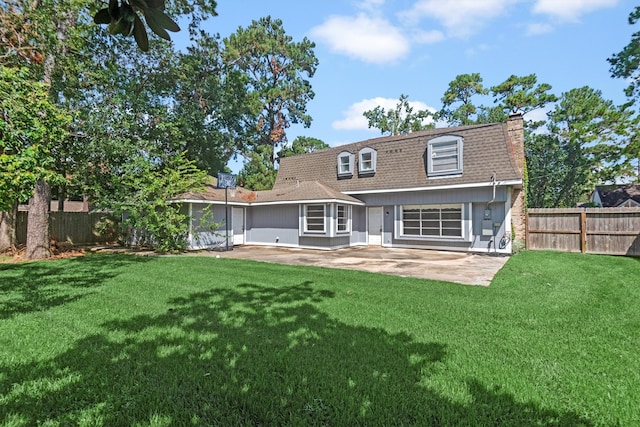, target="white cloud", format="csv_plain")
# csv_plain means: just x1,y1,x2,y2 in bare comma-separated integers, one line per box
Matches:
332,97,436,131
310,15,410,64
398,0,520,38
532,0,618,22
